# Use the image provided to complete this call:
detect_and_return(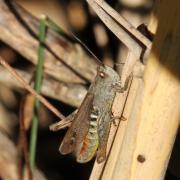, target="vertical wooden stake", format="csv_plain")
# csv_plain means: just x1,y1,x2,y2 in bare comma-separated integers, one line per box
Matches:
102,0,180,179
